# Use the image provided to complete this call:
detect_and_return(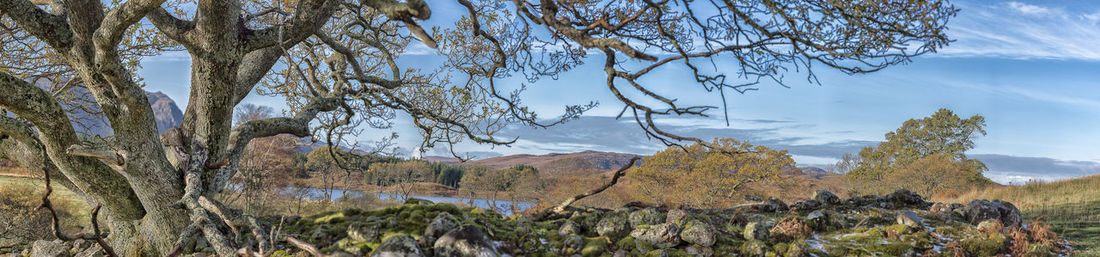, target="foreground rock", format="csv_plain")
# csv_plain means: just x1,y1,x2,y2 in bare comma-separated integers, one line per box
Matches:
226,191,1068,257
